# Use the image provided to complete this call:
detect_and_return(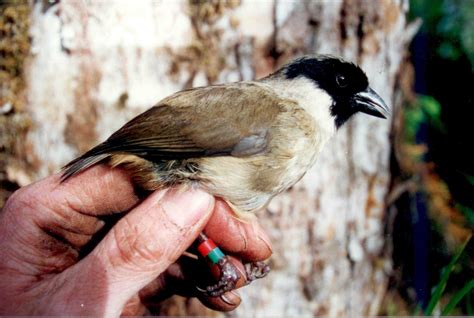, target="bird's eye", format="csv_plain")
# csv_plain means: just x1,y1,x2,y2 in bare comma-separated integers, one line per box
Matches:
336,74,348,88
